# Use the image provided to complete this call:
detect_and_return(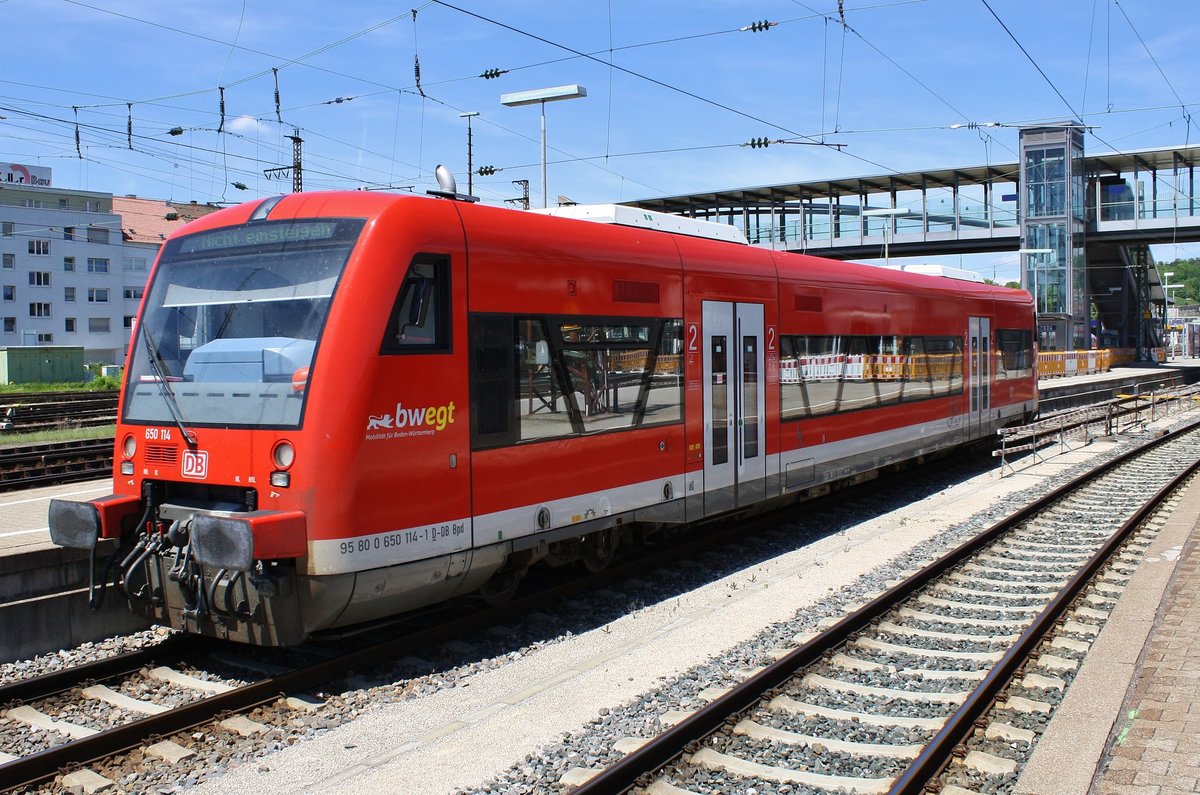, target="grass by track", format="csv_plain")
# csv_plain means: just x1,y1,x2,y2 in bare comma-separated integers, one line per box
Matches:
0,425,116,448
